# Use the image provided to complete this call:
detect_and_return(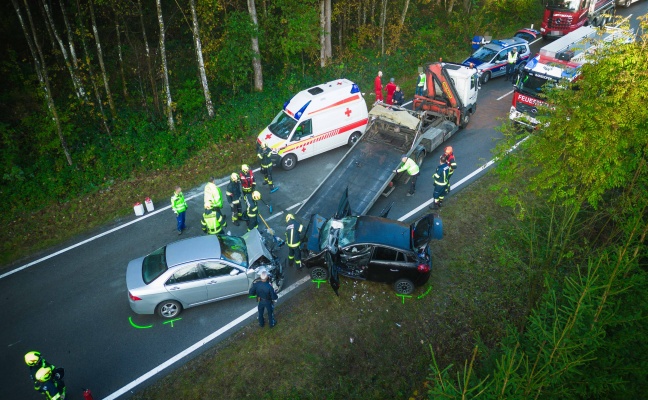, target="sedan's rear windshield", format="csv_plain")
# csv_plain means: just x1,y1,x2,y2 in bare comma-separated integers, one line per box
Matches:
142,246,167,284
